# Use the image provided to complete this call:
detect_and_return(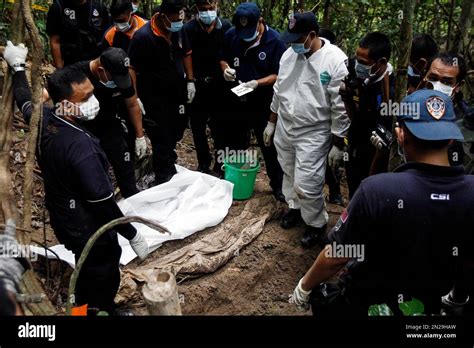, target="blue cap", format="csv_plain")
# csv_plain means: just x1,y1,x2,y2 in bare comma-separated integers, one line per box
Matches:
397,89,463,141
232,3,261,40
280,12,319,43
